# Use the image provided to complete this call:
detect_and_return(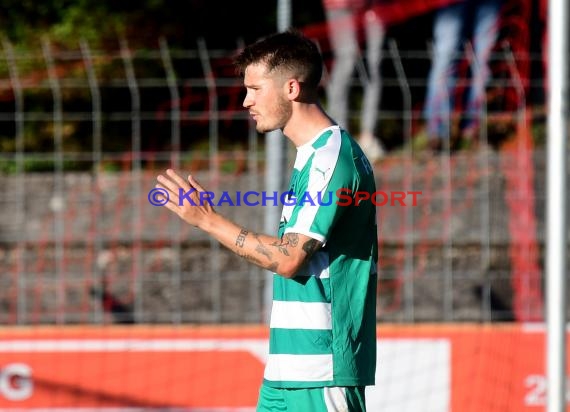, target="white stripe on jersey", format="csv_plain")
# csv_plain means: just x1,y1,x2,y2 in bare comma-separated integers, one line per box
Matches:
270,301,332,330
292,127,342,239
264,354,334,382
